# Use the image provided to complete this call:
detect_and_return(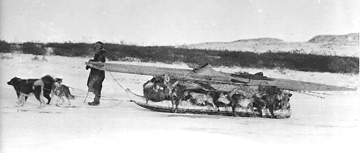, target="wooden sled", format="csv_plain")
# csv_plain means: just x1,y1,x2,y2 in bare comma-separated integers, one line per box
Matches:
126,89,292,119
